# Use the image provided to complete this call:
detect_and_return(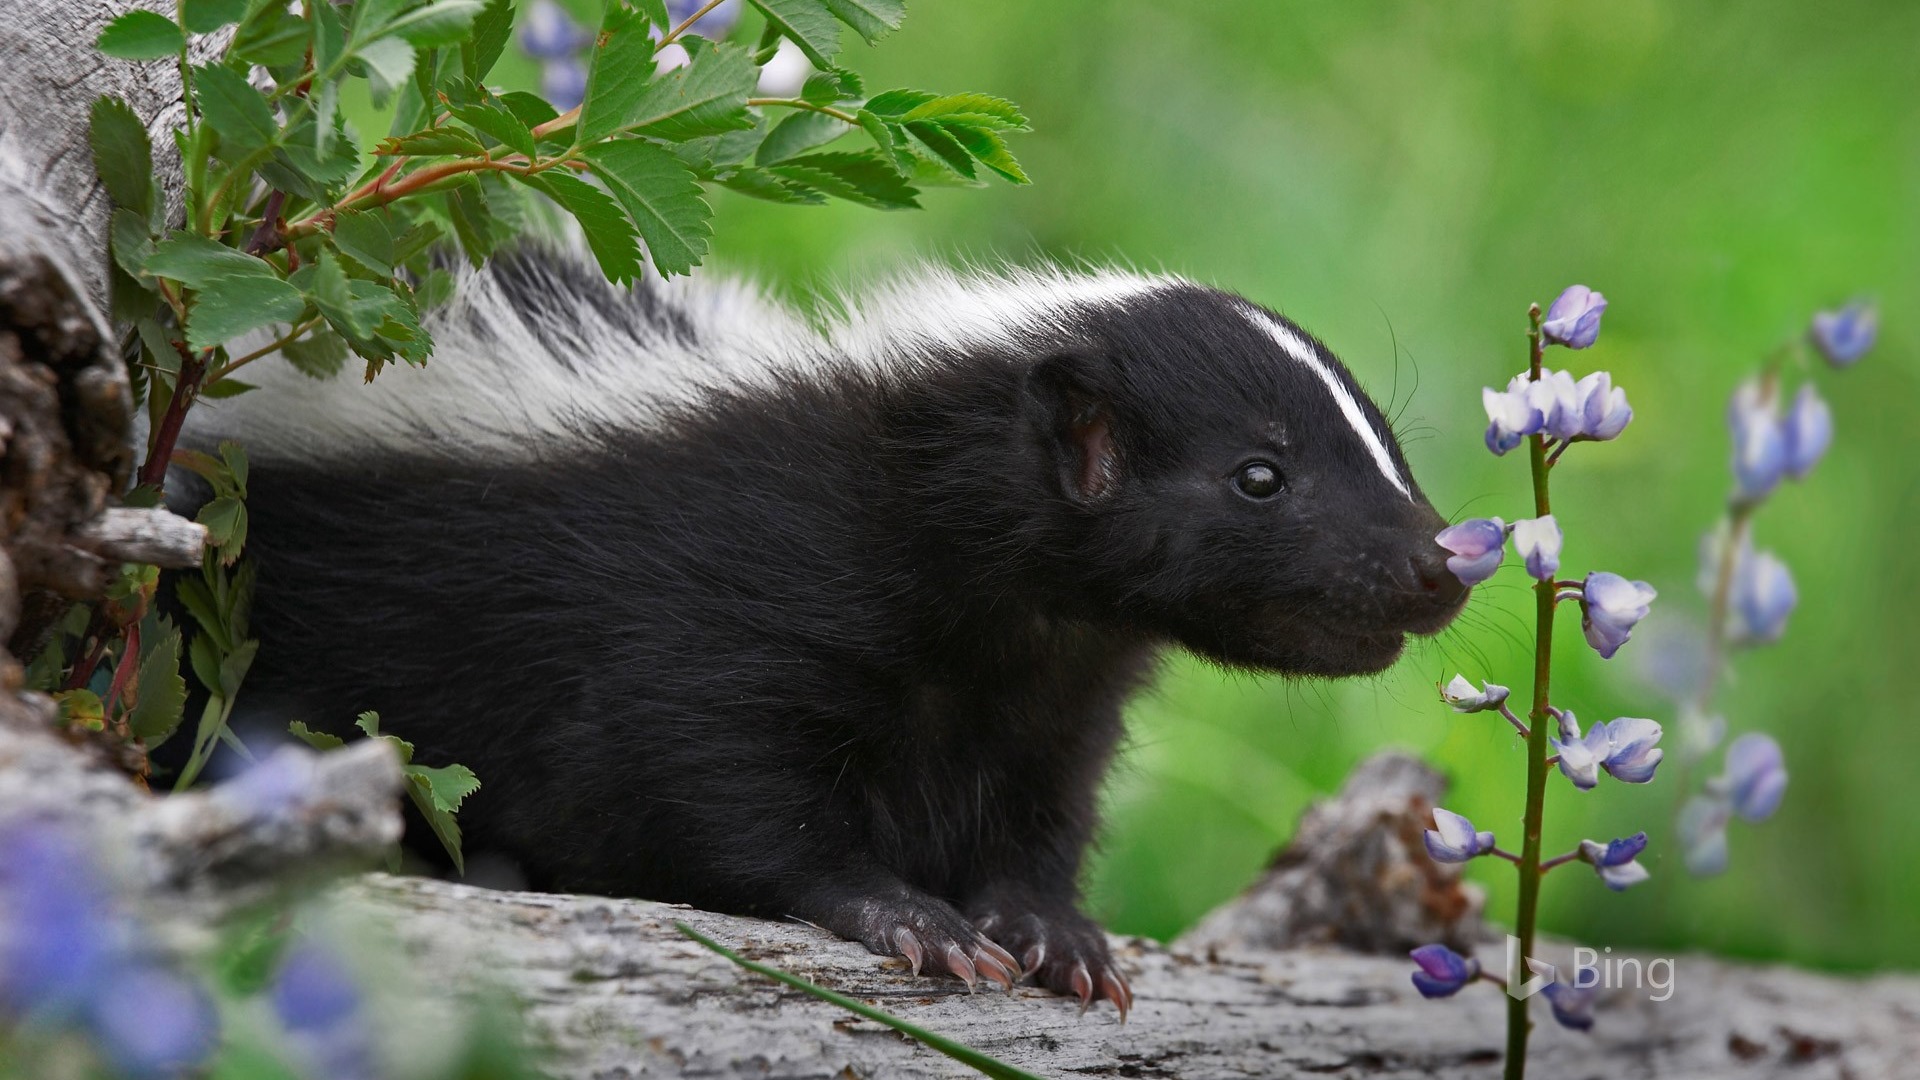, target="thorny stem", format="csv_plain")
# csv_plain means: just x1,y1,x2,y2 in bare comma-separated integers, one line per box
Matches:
138,344,209,491
283,153,573,241
1506,304,1553,1080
